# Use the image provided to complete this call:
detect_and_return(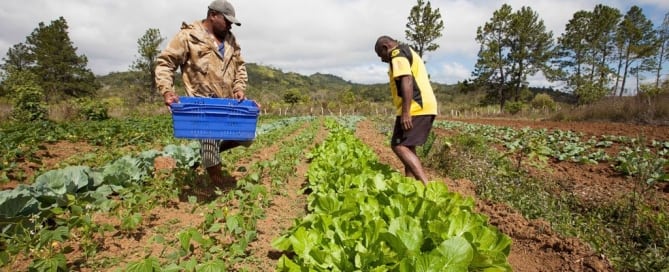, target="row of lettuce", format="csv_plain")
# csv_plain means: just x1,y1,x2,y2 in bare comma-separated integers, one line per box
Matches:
272,119,512,271
1,116,513,271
